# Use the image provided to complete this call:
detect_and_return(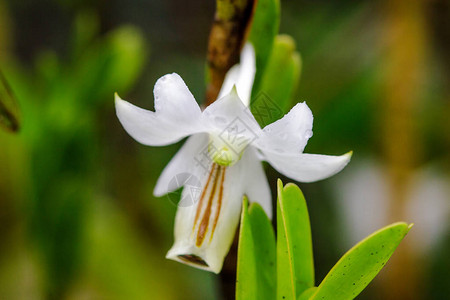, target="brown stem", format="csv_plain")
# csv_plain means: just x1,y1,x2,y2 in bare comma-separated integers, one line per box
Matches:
205,0,256,106
204,2,256,297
